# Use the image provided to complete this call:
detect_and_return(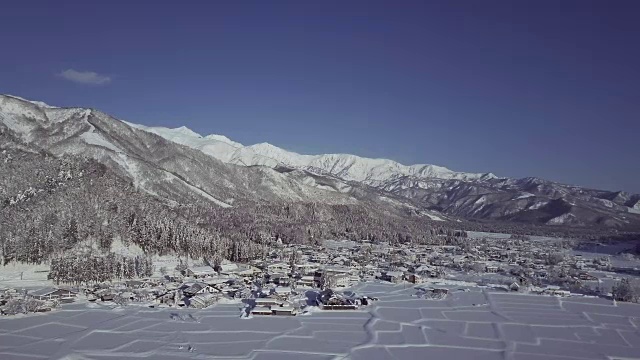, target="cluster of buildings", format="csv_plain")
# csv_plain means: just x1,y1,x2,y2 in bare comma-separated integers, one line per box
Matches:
0,287,76,315
2,236,635,316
